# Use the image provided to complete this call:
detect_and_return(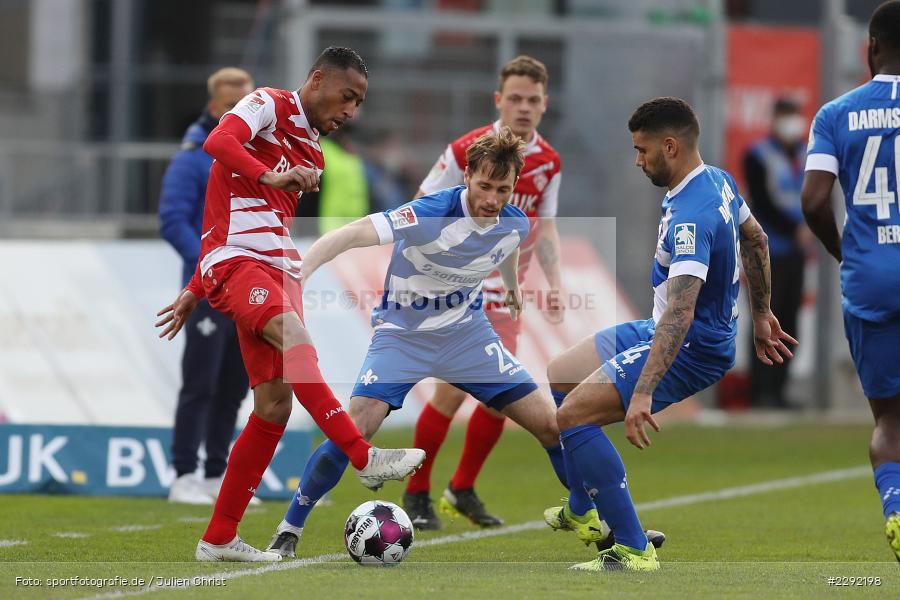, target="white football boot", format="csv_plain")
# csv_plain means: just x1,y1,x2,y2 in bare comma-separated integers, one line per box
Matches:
356,447,426,490
168,473,214,505
195,536,282,562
